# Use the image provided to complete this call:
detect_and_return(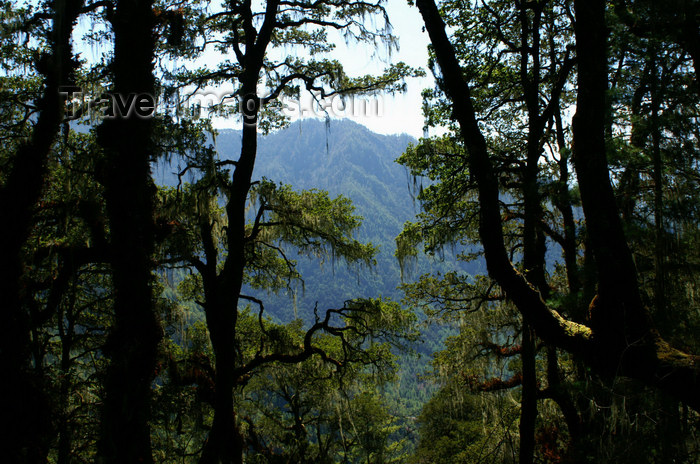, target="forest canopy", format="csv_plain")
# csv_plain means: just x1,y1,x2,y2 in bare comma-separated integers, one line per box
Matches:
0,0,699,463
